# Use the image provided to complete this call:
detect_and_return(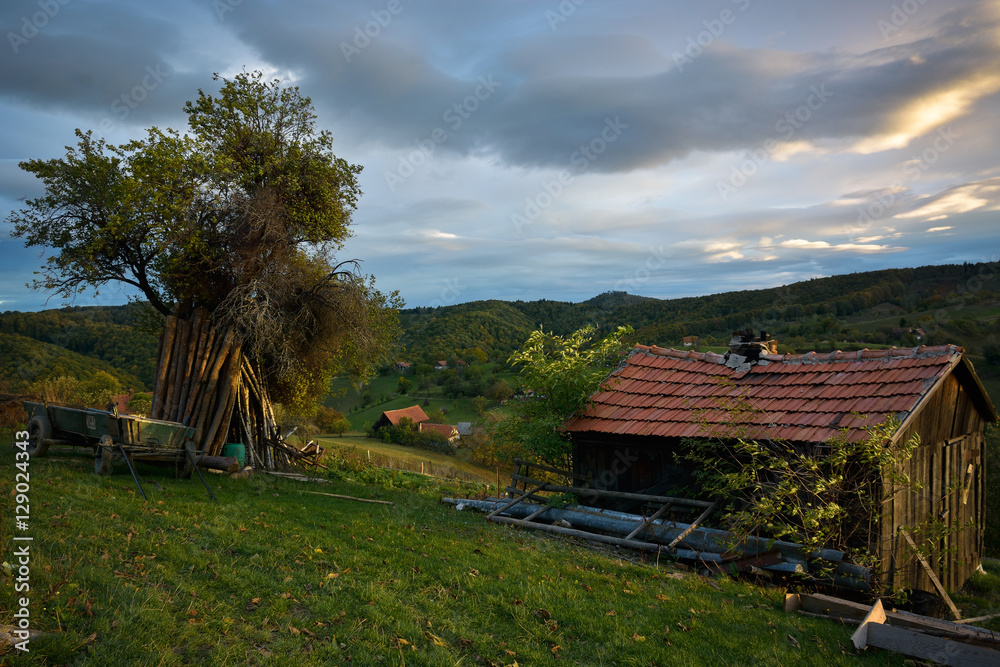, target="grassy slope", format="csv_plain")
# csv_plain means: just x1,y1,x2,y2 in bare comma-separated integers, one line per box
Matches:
0,440,911,666
314,434,498,485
